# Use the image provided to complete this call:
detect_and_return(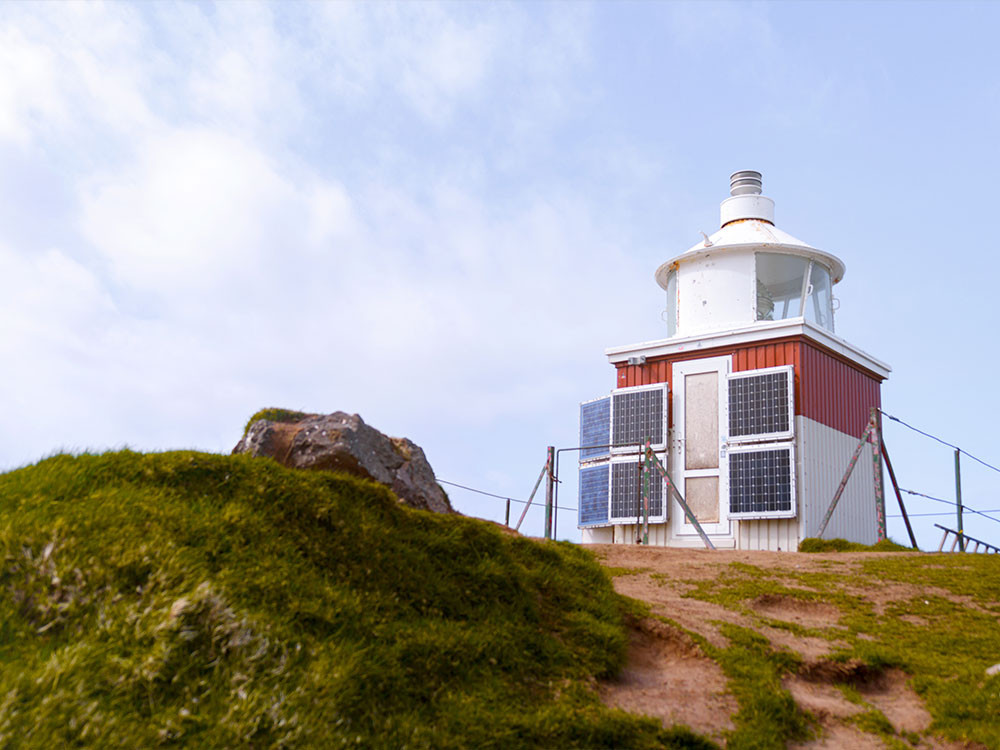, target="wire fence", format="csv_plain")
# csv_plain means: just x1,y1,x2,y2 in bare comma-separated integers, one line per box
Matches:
442,408,1000,545
438,479,578,514
880,408,1000,530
